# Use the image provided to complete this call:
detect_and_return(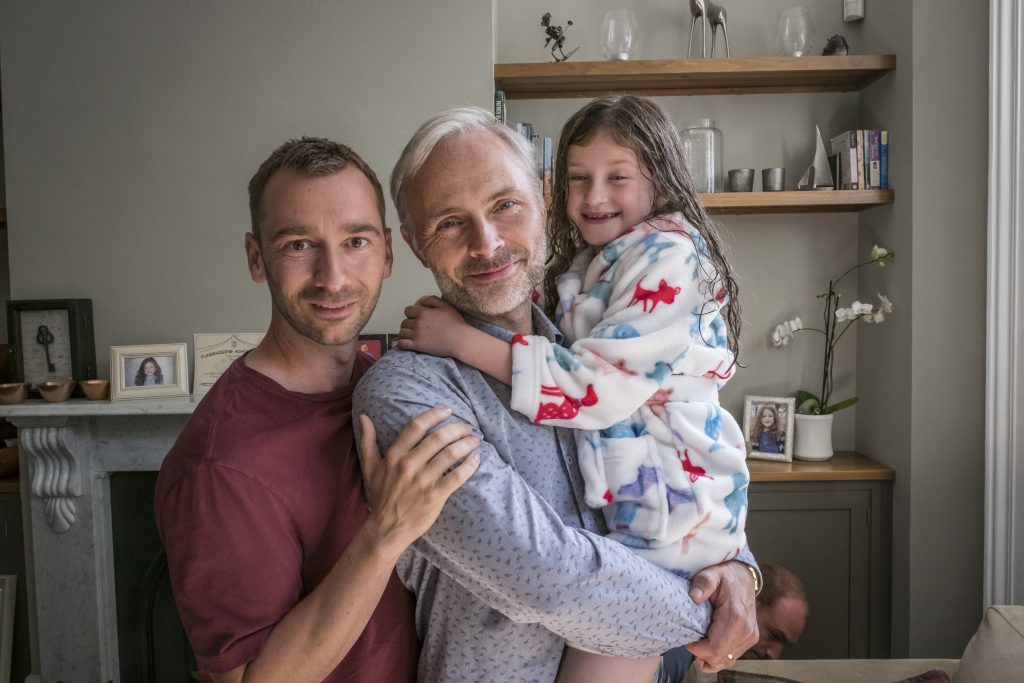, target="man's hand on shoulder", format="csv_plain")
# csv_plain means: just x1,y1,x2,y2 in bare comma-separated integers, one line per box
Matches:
359,406,480,557
685,560,759,673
